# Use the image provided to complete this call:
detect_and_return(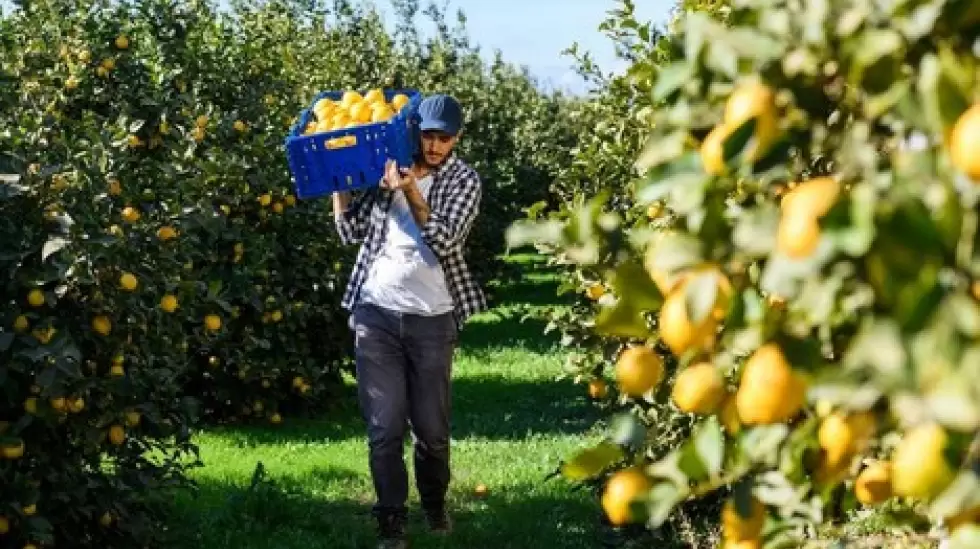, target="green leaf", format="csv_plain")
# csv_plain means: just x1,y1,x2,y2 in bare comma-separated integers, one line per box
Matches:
733,203,779,257
645,232,704,282
918,52,971,139
731,480,757,520
843,317,907,379
645,482,685,528
609,259,664,311
930,470,980,526
684,270,718,324
741,424,789,465
900,1,942,41
848,29,904,95
693,417,725,477
679,441,709,483
559,441,625,481
722,118,756,163
595,300,650,339
950,524,980,549
0,332,13,352
609,413,648,450
634,131,688,174
41,237,69,262
652,62,693,103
